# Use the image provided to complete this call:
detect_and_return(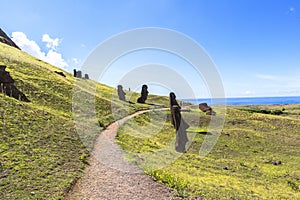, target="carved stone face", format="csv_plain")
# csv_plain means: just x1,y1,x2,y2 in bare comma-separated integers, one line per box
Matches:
169,92,176,100
142,84,148,91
